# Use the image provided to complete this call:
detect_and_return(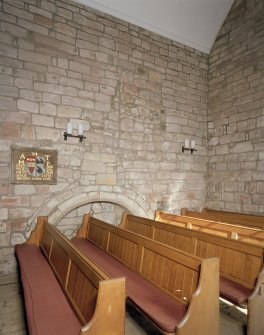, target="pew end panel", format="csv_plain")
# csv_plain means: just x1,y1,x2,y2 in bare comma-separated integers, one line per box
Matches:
76,214,91,238
26,216,48,245
176,258,219,335
16,218,126,335
247,267,264,335
80,277,126,335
